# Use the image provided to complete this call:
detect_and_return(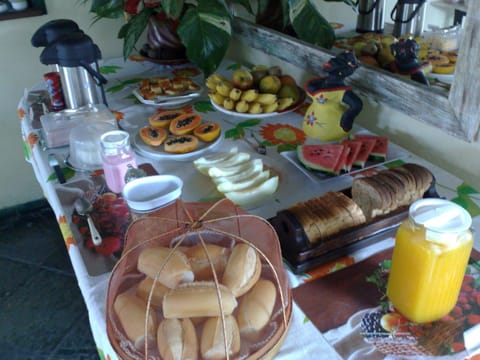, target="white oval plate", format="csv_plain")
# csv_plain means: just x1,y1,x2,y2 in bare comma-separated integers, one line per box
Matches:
133,88,202,108
133,131,224,161
122,175,183,212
